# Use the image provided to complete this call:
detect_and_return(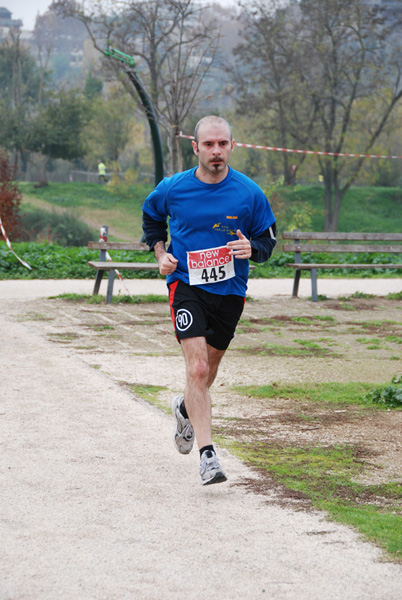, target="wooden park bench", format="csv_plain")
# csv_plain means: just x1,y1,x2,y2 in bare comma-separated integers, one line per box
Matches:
282,231,402,302
88,240,159,303
87,225,259,303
